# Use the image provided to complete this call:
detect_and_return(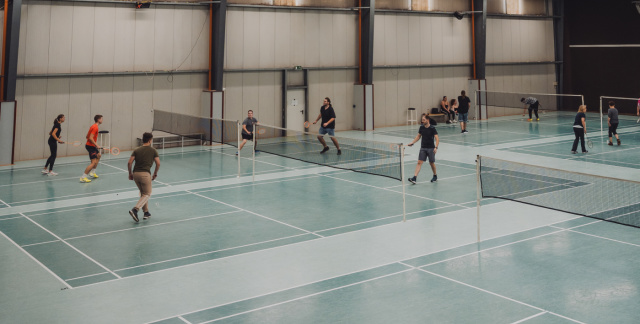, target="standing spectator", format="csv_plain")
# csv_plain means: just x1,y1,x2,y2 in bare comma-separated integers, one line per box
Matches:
42,114,65,176
457,90,471,134
607,101,621,146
